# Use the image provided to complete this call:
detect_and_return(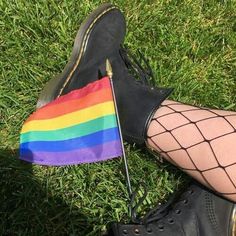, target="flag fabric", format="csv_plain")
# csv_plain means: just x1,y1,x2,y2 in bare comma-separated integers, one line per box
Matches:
20,77,123,166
